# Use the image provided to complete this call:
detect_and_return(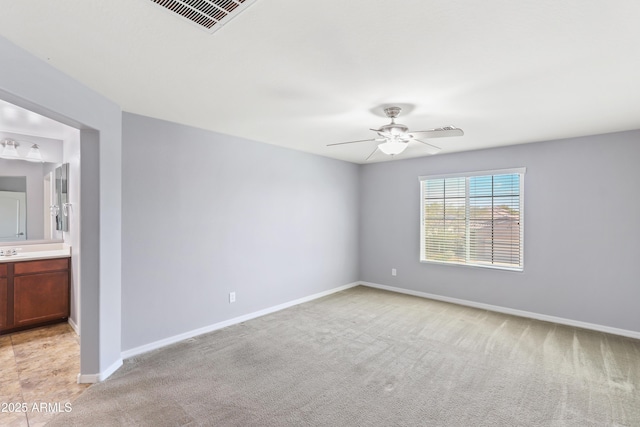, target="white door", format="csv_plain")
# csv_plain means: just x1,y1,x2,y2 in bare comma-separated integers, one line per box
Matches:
0,190,27,241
